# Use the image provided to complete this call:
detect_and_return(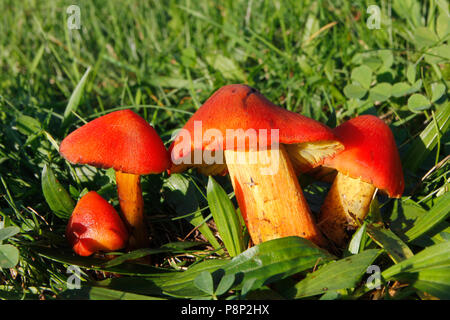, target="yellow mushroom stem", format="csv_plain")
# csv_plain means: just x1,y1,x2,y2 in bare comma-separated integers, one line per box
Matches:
115,171,149,249
317,172,376,247
224,144,327,248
